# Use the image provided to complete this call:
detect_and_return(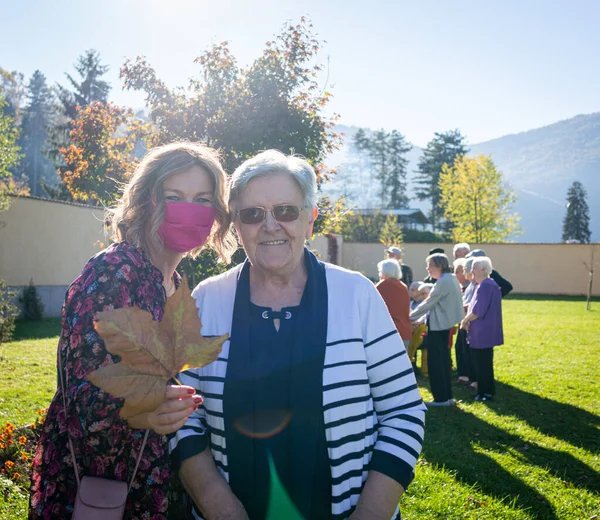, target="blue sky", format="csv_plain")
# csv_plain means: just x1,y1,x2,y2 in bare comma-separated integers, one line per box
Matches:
3,0,599,147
